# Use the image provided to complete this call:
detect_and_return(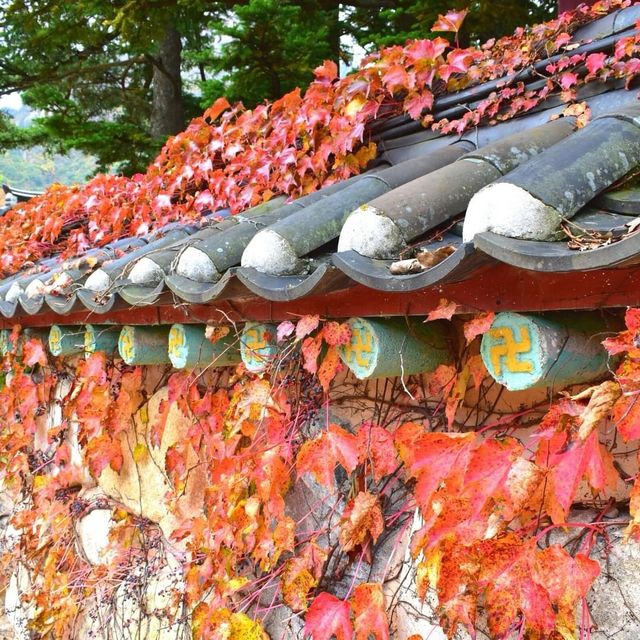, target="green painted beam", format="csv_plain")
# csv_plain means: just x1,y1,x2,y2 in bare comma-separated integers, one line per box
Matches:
84,325,121,355
240,322,278,373
480,311,616,391
0,329,14,356
168,324,241,369
49,325,86,357
338,317,452,380
118,326,171,365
